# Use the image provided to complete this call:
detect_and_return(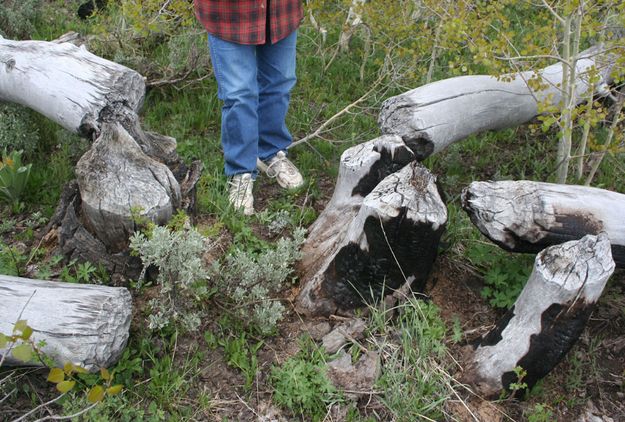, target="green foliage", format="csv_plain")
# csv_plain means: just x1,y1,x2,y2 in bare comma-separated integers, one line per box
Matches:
212,227,306,334
219,332,263,391
466,241,534,309
0,149,32,210
0,241,27,276
526,403,555,422
0,104,39,156
0,0,41,38
130,219,211,332
270,337,338,420
373,298,450,420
